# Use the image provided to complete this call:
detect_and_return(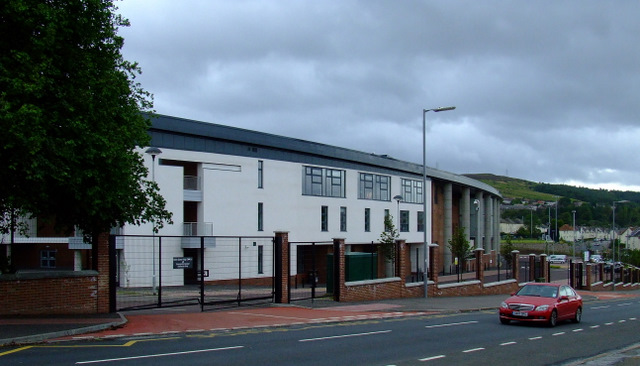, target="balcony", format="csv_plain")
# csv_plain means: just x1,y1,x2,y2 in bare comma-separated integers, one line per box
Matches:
181,222,215,248
184,175,203,202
